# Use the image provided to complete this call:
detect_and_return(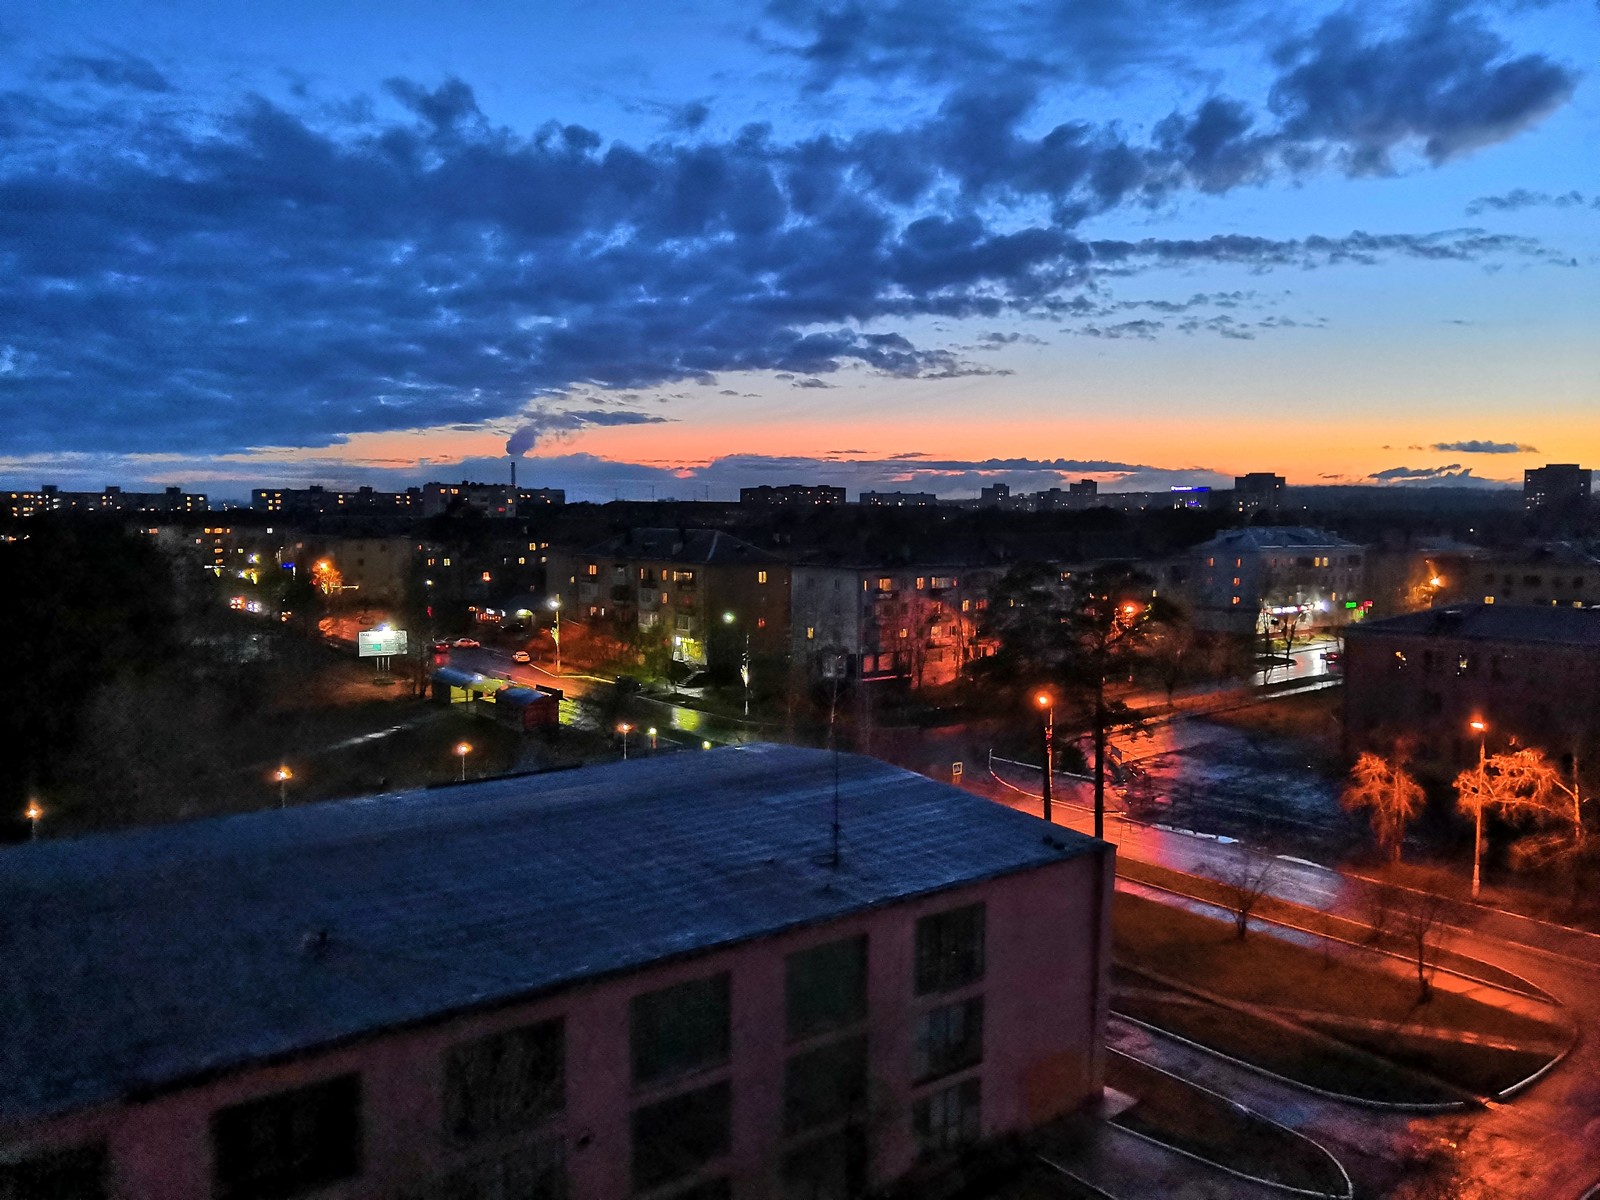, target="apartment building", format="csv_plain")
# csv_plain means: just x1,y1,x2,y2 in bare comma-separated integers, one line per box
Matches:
0,746,1113,1200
